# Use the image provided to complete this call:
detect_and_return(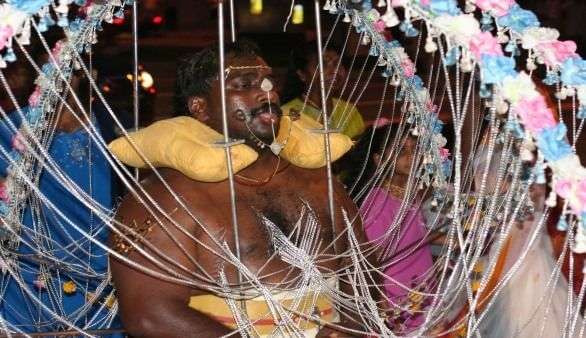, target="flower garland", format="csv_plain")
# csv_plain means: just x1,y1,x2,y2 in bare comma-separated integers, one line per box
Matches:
0,1,128,238
354,0,586,252
327,2,452,200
